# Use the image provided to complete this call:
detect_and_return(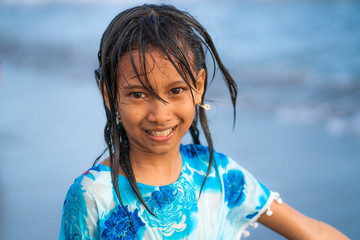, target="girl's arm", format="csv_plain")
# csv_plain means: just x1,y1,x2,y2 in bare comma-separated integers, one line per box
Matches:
258,201,349,240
